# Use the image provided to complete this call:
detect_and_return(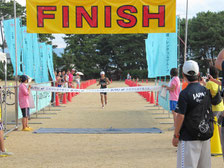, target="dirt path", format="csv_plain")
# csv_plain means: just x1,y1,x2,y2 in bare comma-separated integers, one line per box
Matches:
0,82,223,168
